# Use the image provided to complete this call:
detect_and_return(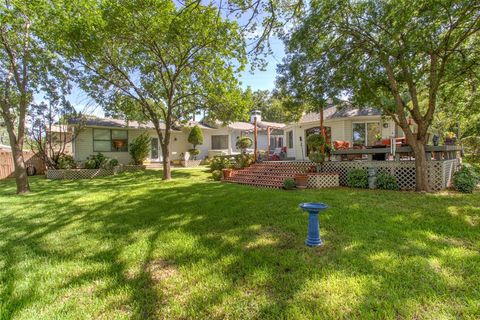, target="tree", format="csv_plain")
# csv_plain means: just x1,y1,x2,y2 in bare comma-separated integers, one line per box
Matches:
280,0,480,191
250,89,296,123
0,0,70,194
28,98,84,169
52,0,248,180
129,133,150,165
